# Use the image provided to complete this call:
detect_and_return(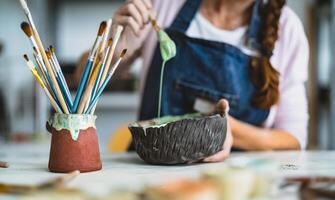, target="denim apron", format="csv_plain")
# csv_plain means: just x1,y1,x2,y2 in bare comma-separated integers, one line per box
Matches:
139,0,270,126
